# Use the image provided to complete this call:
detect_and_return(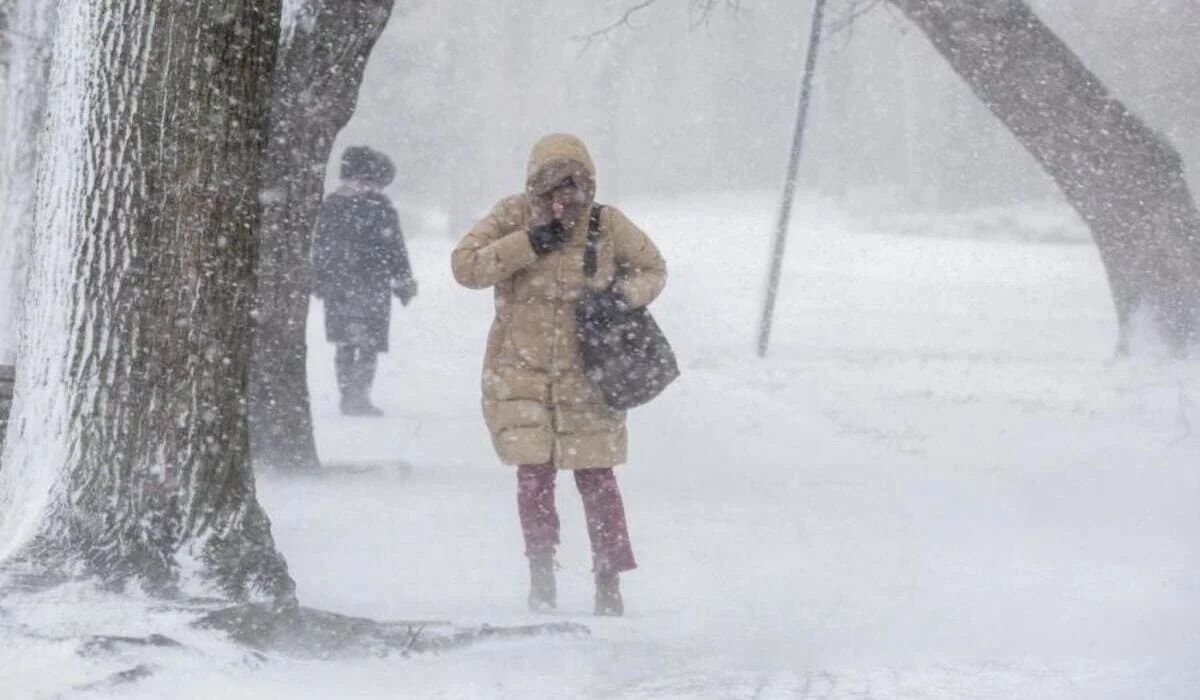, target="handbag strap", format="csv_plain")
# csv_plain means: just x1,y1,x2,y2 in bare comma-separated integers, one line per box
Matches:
583,204,604,278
